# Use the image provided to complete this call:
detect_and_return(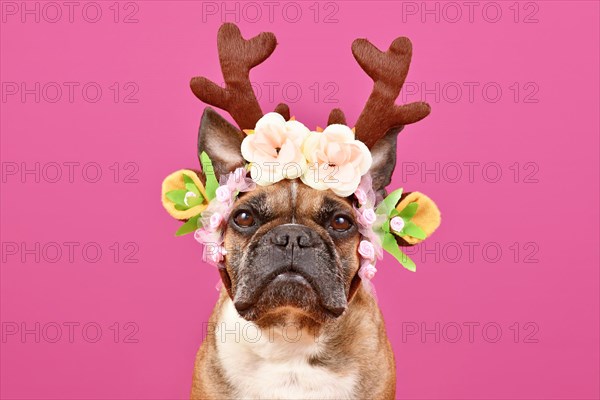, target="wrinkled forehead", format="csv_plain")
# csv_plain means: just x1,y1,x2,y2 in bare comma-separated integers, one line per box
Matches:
236,179,354,222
